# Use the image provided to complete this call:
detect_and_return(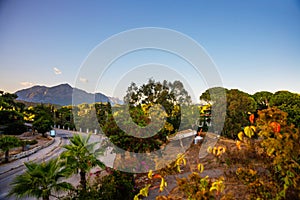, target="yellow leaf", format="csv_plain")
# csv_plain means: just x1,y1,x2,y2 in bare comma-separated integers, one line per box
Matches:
159,178,166,192
267,148,275,156
177,165,181,173
148,170,153,179
198,163,204,173
210,186,217,192
182,157,186,166
238,132,244,141
212,147,217,155
140,184,150,197
134,184,151,199
250,126,256,132
207,146,212,153
244,126,255,138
